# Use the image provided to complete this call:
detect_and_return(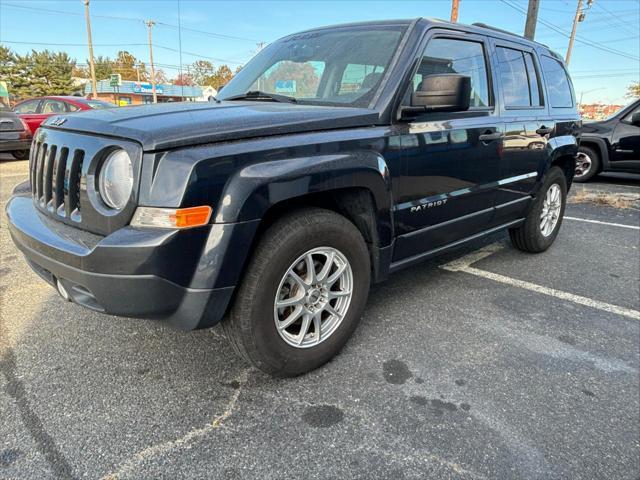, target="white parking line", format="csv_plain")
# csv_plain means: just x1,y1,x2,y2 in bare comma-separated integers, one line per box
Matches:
441,244,640,321
564,216,640,230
